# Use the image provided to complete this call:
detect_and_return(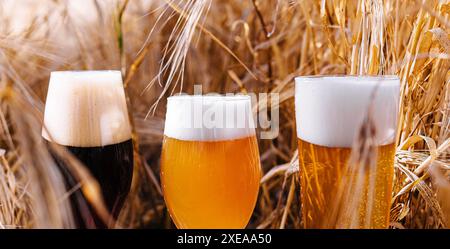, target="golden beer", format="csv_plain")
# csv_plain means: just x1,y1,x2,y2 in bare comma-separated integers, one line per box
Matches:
297,139,395,228
295,76,400,229
160,95,261,228
161,135,260,228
